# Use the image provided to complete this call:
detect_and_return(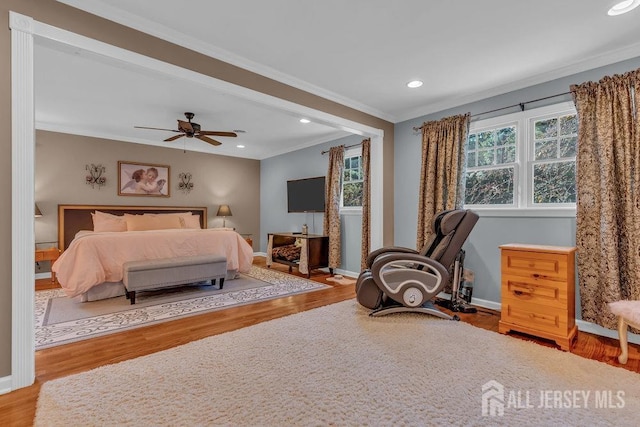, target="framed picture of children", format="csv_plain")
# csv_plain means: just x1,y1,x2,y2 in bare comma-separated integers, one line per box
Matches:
118,161,170,197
